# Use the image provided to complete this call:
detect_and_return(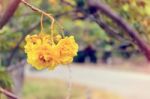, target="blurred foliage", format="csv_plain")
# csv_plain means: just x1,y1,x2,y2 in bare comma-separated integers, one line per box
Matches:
0,68,12,89
0,0,150,66
102,0,150,43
